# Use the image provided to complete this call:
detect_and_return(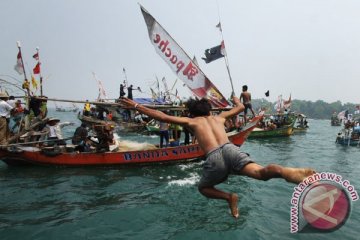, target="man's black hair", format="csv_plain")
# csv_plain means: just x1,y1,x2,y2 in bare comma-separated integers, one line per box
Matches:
185,98,212,117
242,85,248,91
